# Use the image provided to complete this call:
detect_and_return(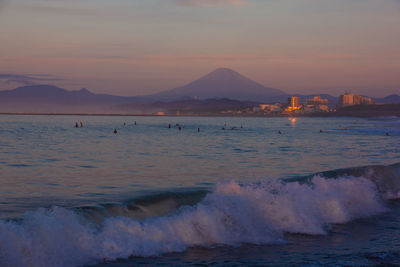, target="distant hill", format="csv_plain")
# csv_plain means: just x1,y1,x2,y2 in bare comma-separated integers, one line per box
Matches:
0,85,123,104
311,104,400,118
374,94,400,104
145,68,287,102
0,85,145,113
0,72,398,114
